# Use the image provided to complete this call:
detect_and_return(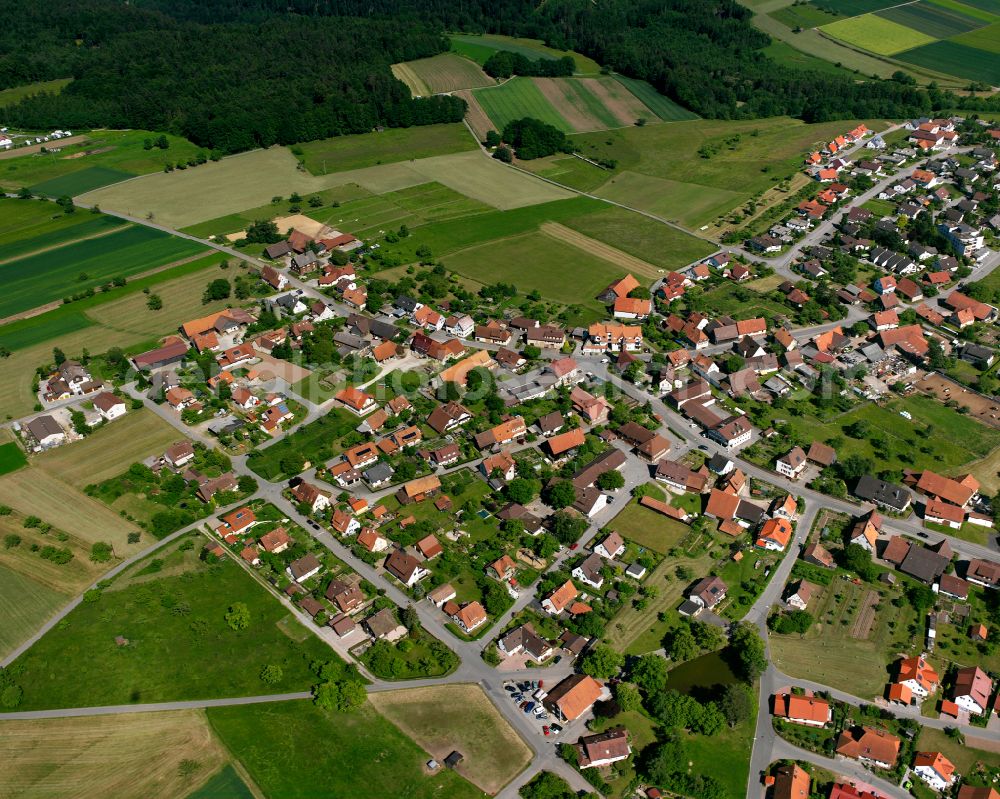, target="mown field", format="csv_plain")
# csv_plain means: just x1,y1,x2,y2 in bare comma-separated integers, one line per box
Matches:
4,553,342,711
32,410,181,488
761,40,862,75
0,562,68,660
0,129,203,194
369,685,531,794
392,53,494,96
298,123,476,174
0,224,207,318
0,710,231,799
820,14,936,54
208,699,486,799
450,33,601,74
